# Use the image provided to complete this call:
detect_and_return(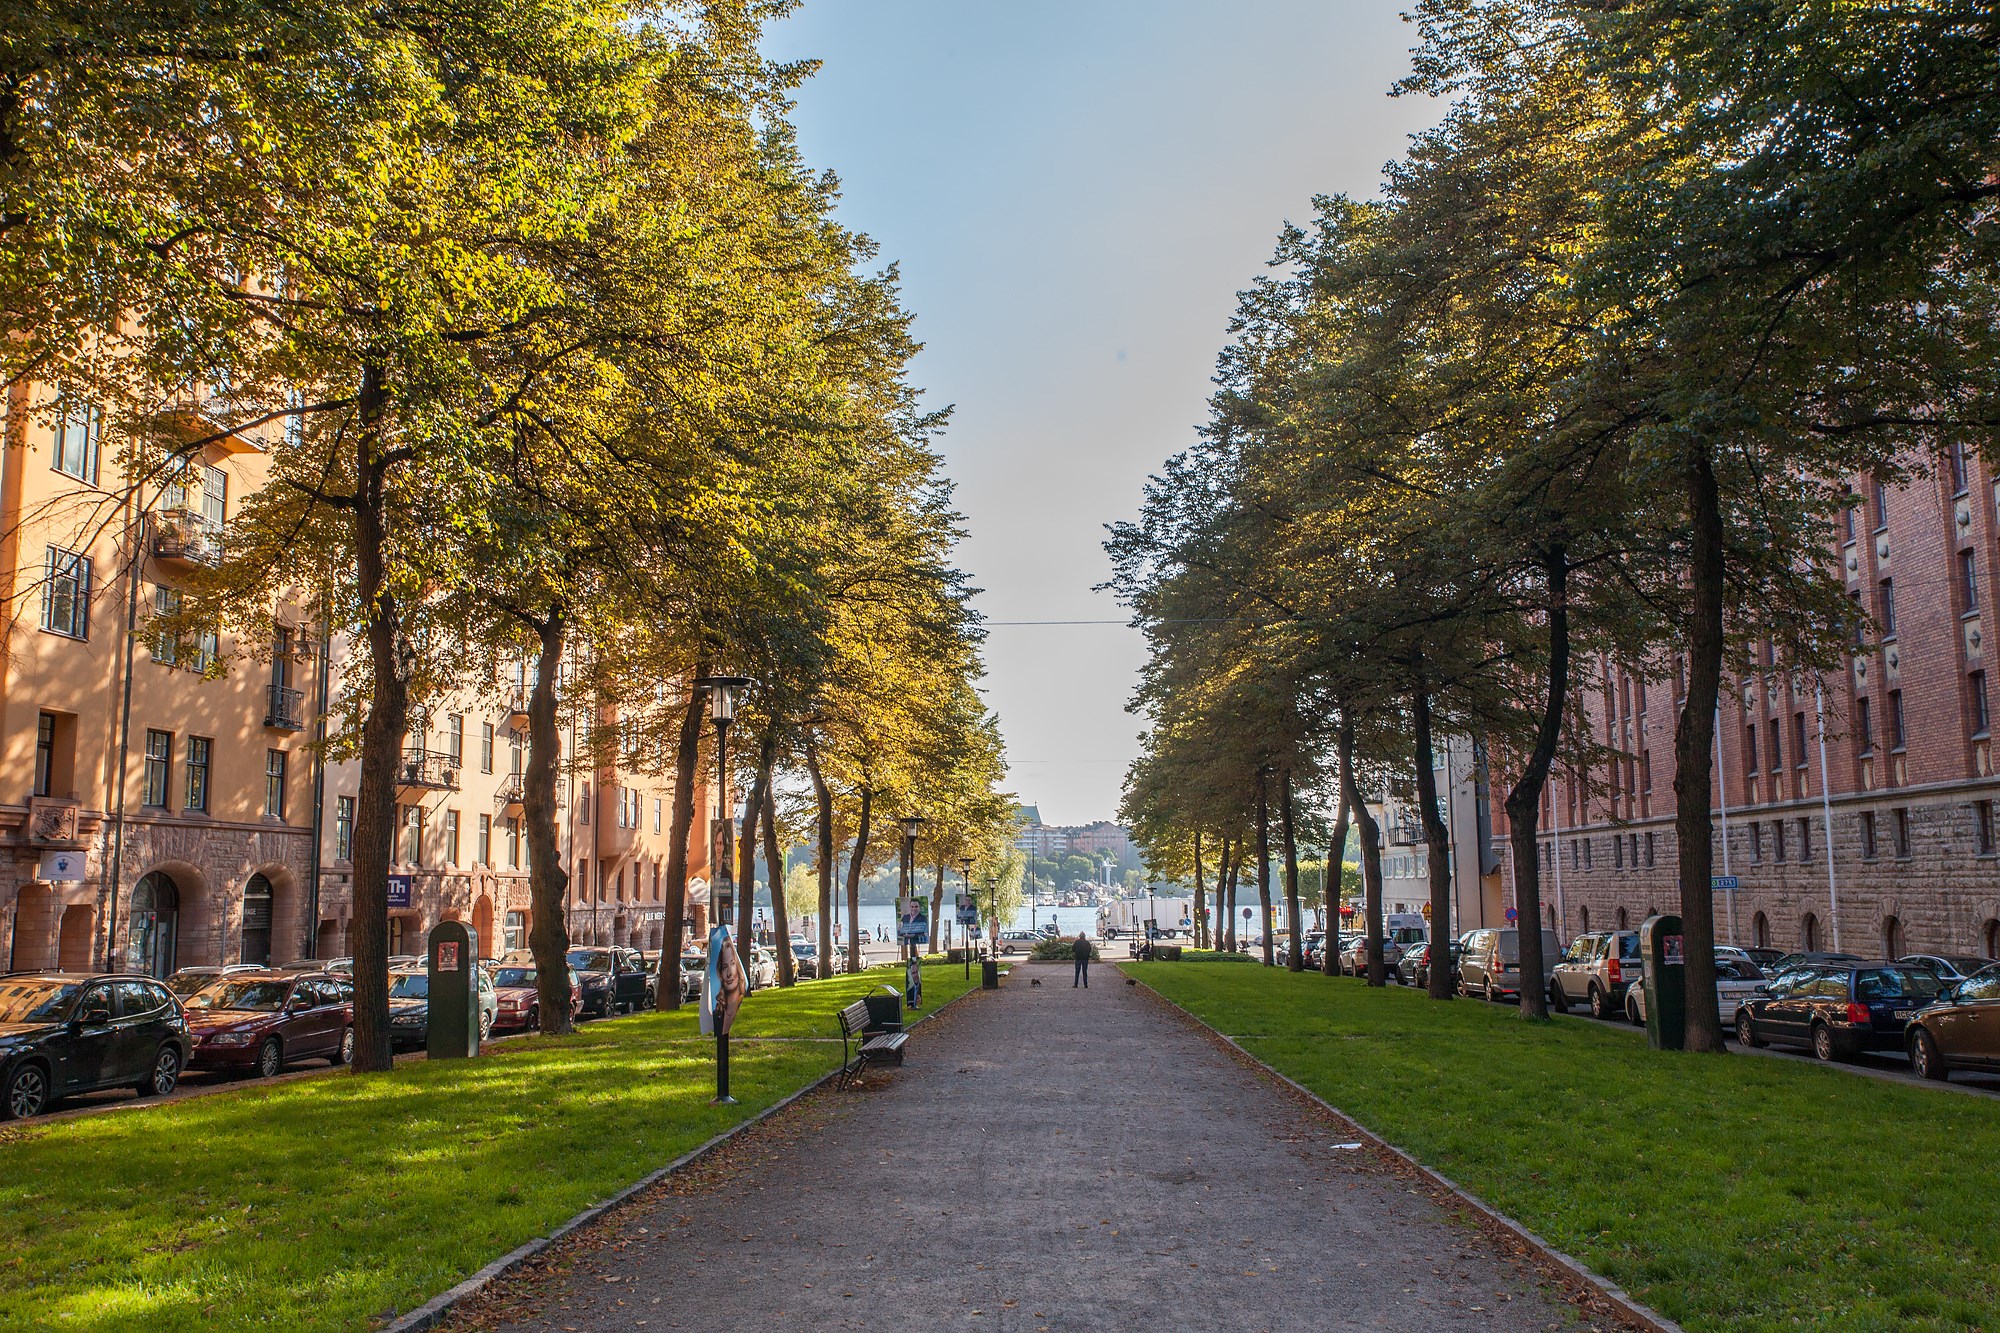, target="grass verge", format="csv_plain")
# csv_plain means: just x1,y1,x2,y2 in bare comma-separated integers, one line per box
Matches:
1128,962,2000,1333
0,964,976,1333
